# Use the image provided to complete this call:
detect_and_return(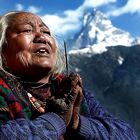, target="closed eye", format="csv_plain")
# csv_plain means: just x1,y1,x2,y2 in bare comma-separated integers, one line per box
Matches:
42,30,51,35
40,26,51,35
22,29,32,33
18,29,32,34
